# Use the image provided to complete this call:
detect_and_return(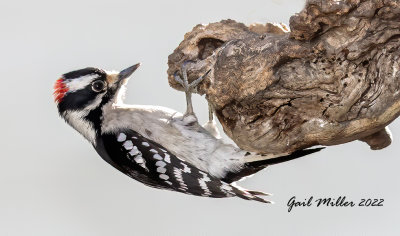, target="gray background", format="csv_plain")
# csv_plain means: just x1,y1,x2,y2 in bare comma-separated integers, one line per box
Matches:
1,0,399,235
